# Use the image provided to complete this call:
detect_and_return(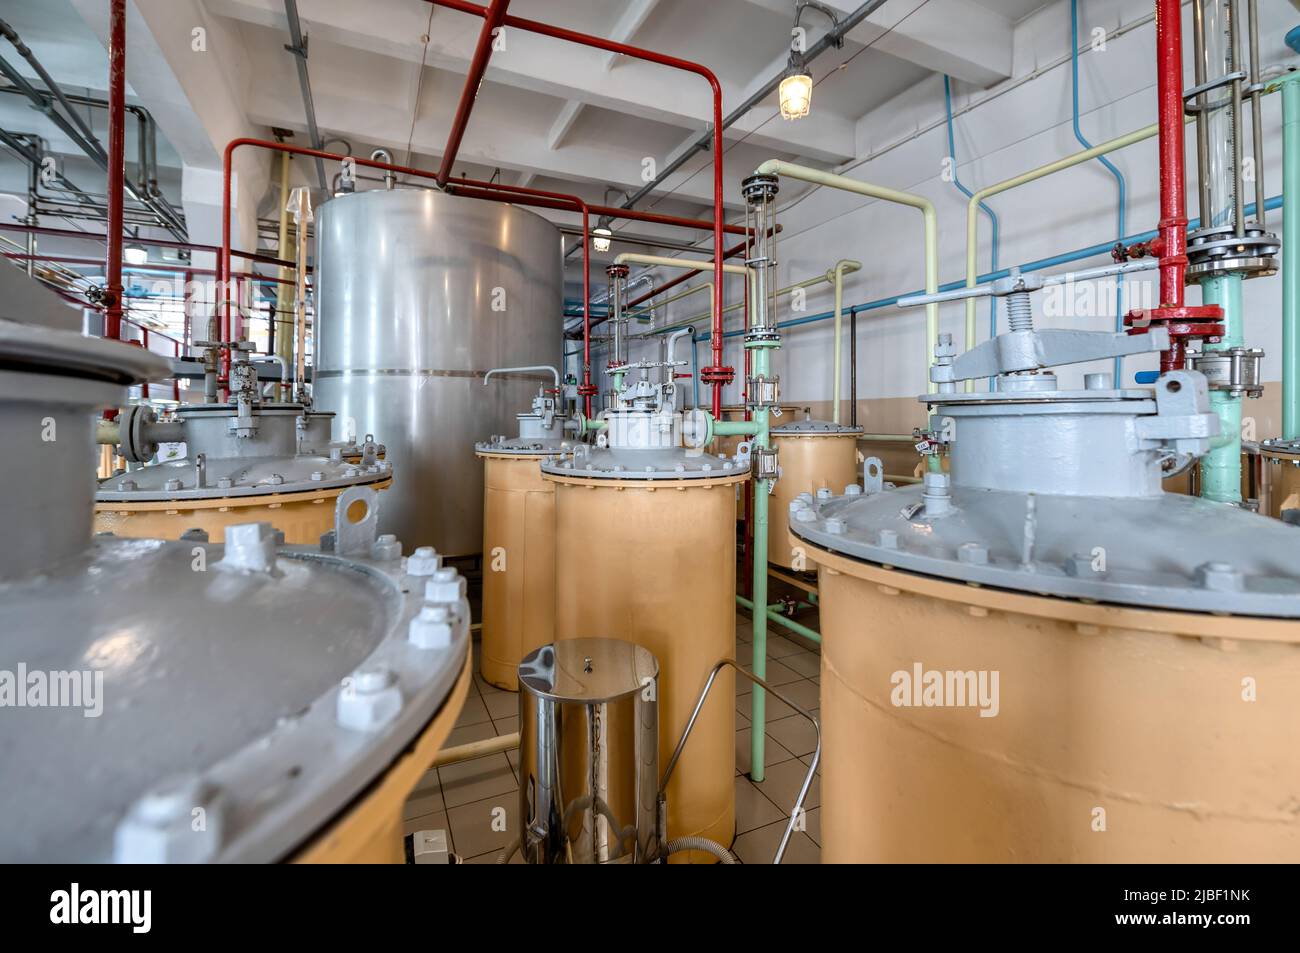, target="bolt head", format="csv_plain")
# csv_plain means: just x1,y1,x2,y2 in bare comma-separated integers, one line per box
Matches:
825,517,847,534
878,529,900,550
117,479,137,491
337,667,403,732
958,542,989,565
310,470,325,482
406,546,441,576
1195,561,1244,592
425,567,467,604
164,478,182,492
113,775,224,863
370,533,402,562
409,605,454,649
844,484,863,496
816,487,832,500
217,477,233,489
268,473,285,486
